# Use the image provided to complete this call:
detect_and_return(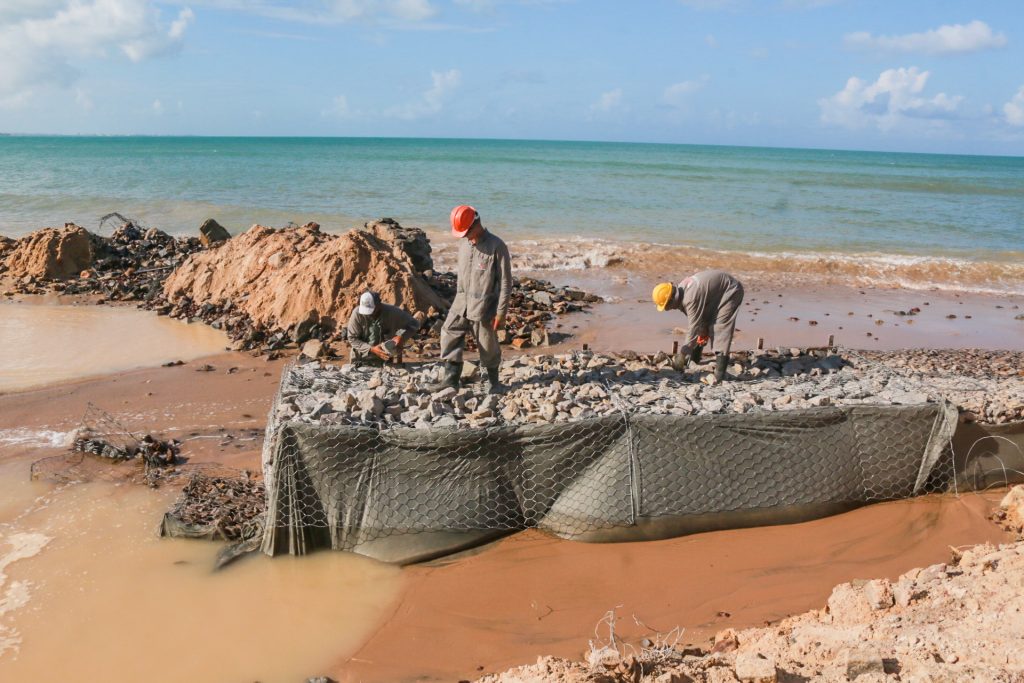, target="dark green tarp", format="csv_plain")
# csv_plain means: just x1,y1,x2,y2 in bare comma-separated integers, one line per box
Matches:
261,402,963,564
